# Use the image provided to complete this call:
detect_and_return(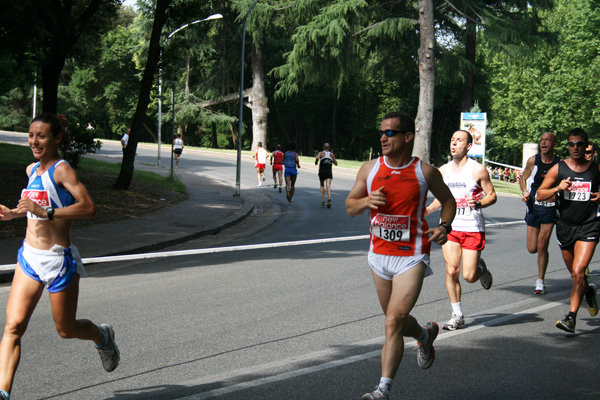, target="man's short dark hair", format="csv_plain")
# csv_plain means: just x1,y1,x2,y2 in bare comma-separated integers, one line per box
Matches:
455,129,473,145
382,111,415,134
568,127,588,142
